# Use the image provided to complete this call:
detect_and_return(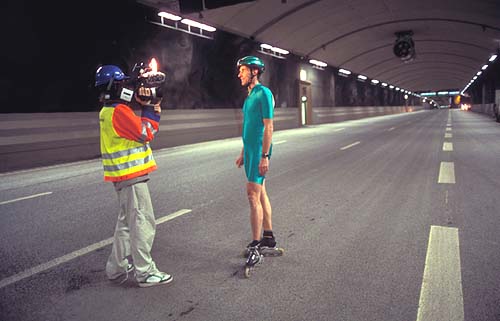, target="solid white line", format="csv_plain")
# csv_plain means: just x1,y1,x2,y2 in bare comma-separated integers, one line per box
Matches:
273,140,287,145
438,162,456,184
0,209,192,290
0,192,53,205
340,141,360,150
443,142,453,152
416,225,464,321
